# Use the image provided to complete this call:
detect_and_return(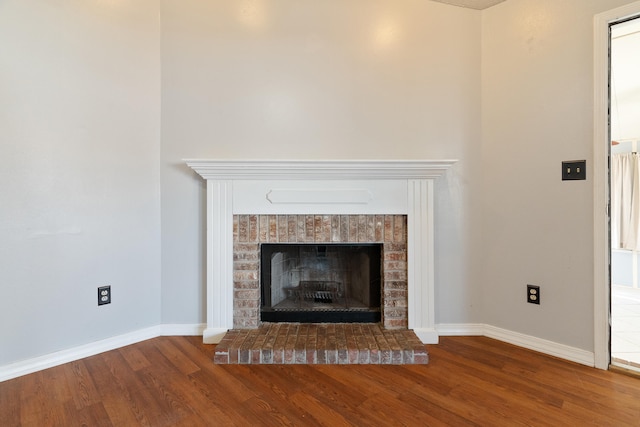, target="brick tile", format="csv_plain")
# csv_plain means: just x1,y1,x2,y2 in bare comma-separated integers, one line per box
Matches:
336,326,348,364
272,324,288,364
306,326,317,364
321,215,331,242
326,324,337,364
373,215,383,242
331,216,341,242
305,215,315,242
294,324,308,364
369,348,380,364
339,215,349,242
213,352,229,364
385,318,408,329
384,215,393,242
229,330,250,364
366,216,375,242
345,324,359,364
258,215,269,242
234,281,259,290
268,215,278,241
313,216,322,242
263,324,279,363
234,261,259,271
357,215,367,242
384,333,403,364
297,216,306,243
278,216,288,242
287,215,298,242
366,329,380,364
238,215,249,242
348,216,358,242
350,324,366,364
316,324,327,364
284,324,297,363
249,216,258,242
238,331,256,364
